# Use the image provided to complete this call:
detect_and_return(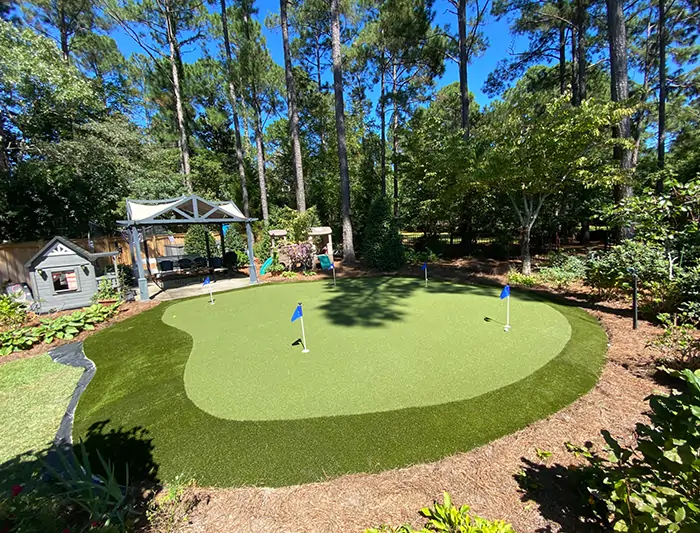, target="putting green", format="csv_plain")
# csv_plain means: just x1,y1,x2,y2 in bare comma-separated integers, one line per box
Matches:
165,278,571,420
74,277,607,487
